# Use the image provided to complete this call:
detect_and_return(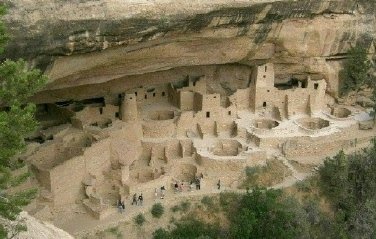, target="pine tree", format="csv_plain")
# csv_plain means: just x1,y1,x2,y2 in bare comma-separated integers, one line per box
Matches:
0,5,47,238
340,45,371,95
